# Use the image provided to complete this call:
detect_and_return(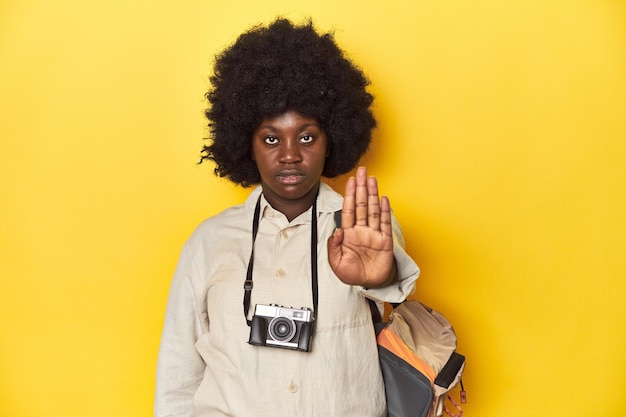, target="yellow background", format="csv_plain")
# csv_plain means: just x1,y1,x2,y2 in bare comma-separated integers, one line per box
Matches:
1,0,625,416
